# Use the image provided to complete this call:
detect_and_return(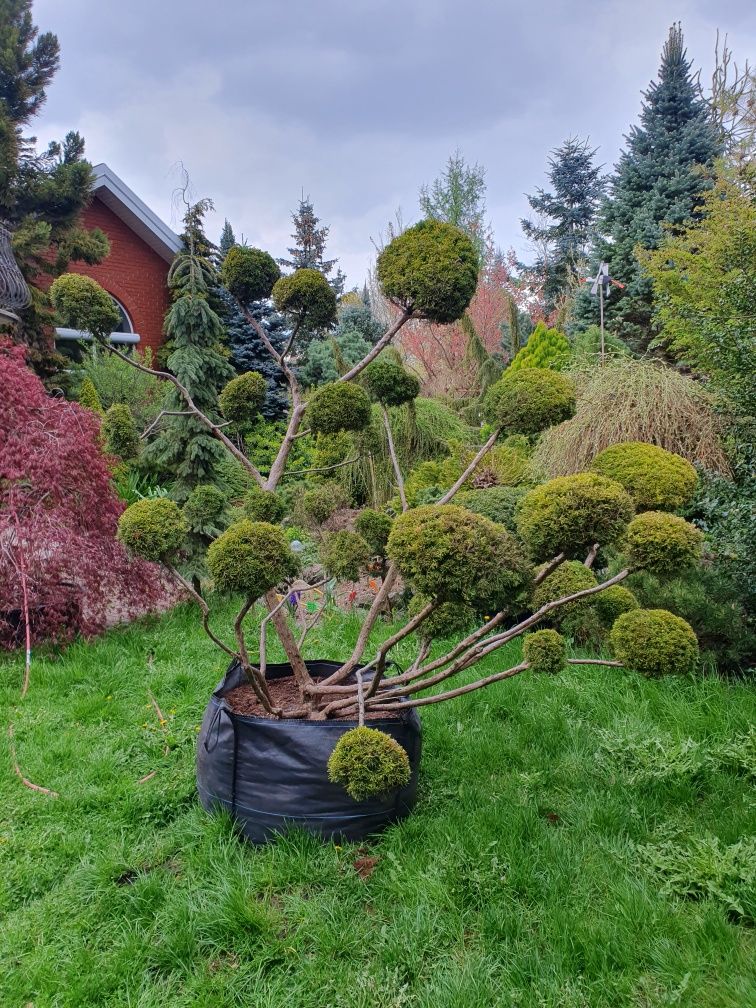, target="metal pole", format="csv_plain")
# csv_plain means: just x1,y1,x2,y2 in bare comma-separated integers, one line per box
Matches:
598,279,605,363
